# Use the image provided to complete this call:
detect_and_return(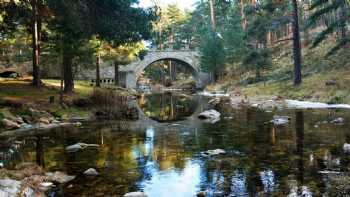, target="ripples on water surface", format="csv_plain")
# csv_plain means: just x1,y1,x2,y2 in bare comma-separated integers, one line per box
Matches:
1,93,350,196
